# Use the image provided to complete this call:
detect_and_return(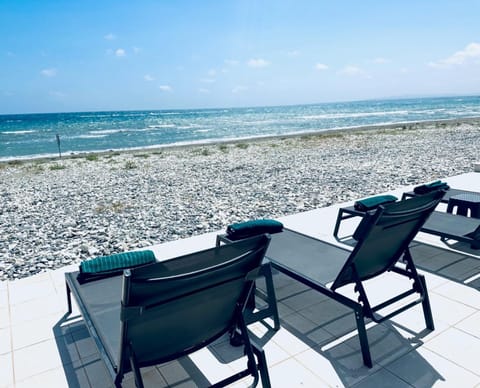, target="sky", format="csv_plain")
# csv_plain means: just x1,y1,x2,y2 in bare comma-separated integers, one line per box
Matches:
1,0,480,114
